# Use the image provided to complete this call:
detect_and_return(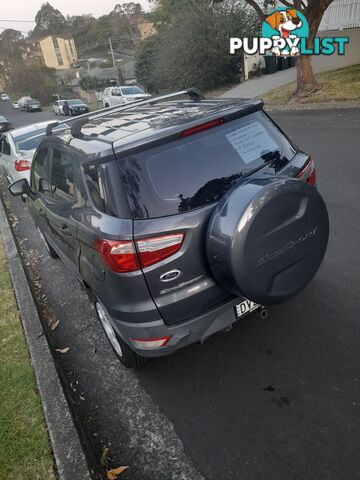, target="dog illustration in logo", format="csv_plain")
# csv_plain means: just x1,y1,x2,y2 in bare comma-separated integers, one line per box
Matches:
265,9,303,56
